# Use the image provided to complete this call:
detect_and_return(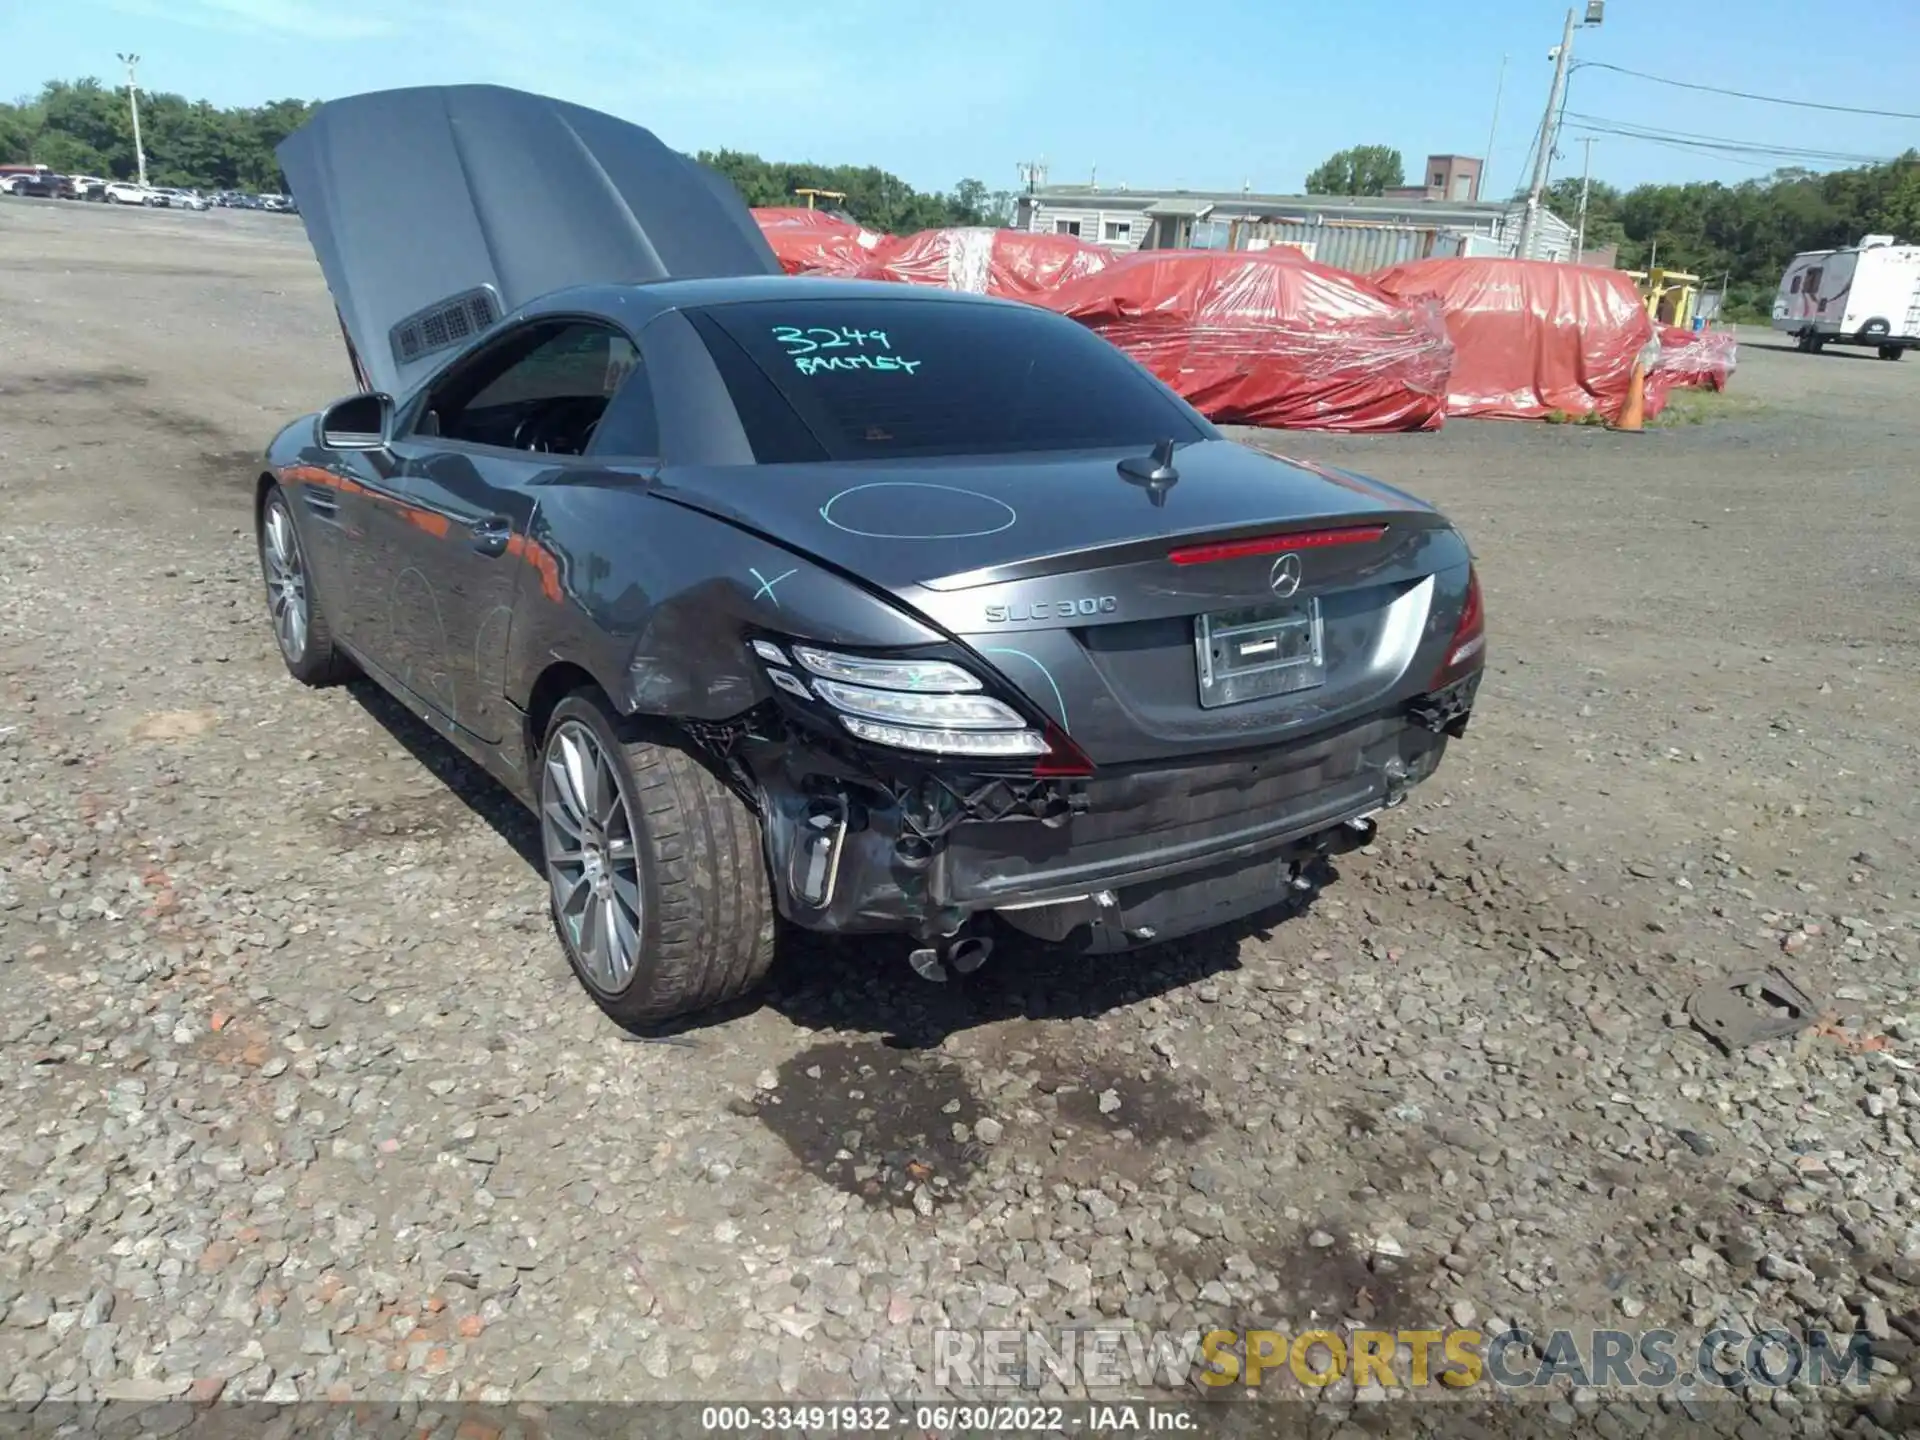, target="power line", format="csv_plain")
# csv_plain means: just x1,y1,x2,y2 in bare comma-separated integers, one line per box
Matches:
1570,59,1920,121
1562,112,1896,167
1565,129,1811,174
